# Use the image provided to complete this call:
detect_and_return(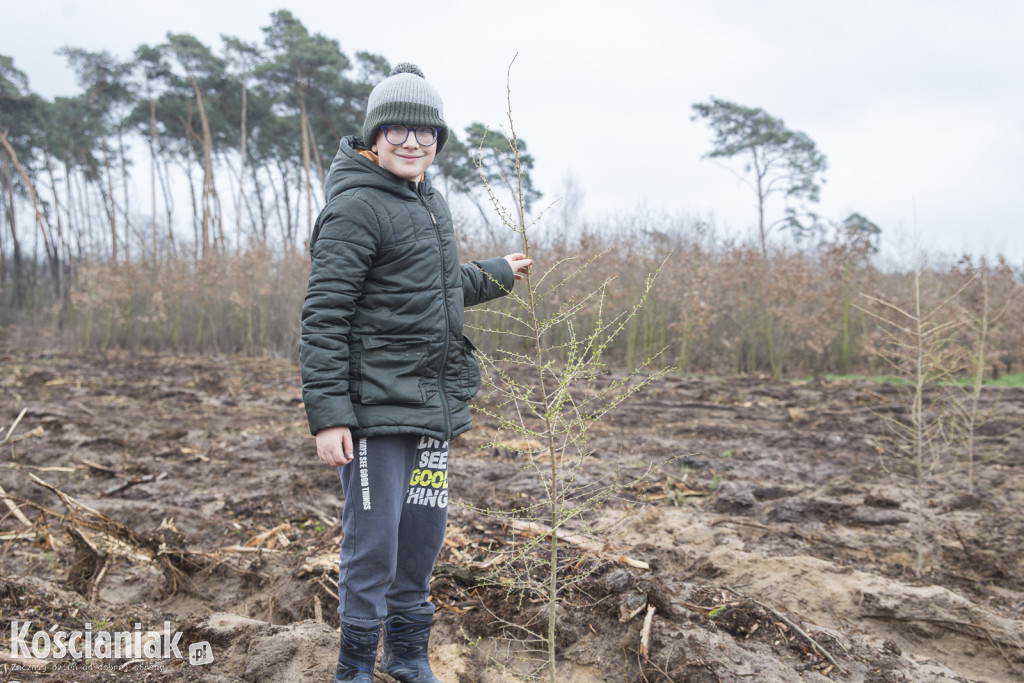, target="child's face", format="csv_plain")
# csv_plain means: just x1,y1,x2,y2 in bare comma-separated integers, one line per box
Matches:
372,126,437,183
